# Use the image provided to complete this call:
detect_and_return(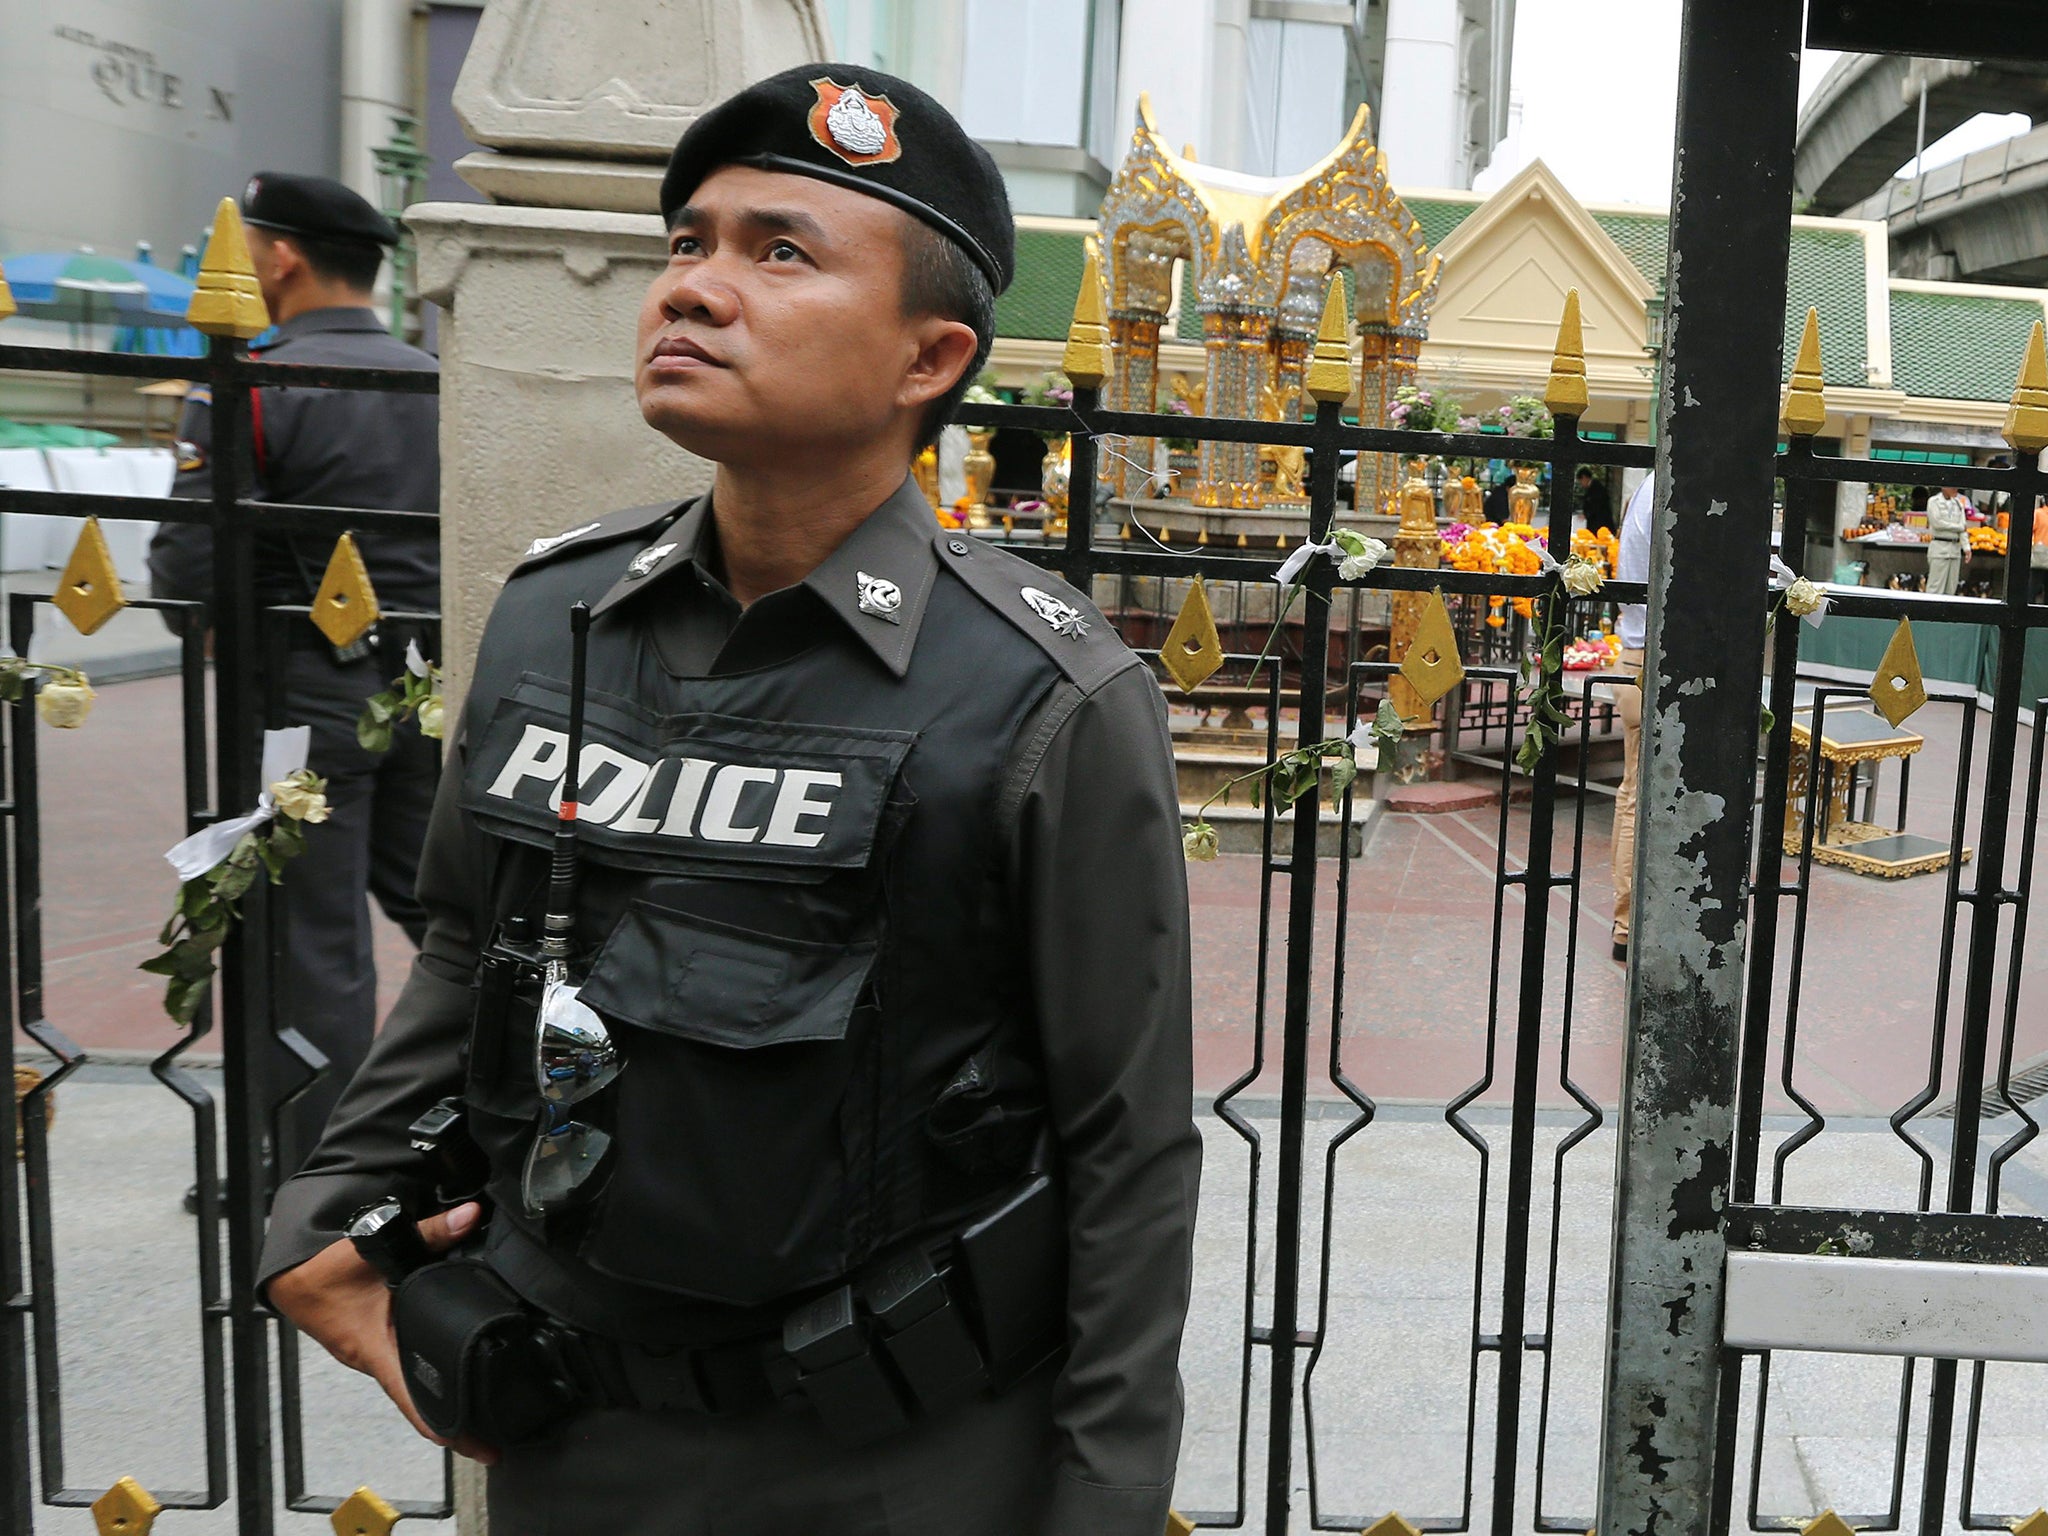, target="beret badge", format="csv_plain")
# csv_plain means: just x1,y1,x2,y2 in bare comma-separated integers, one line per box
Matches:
808,78,902,167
